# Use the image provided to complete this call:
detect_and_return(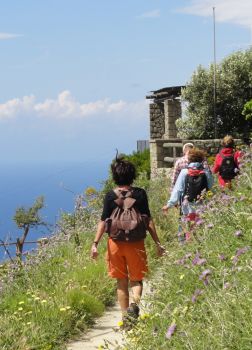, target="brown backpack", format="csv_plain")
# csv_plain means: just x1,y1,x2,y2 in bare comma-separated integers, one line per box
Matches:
105,189,149,242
